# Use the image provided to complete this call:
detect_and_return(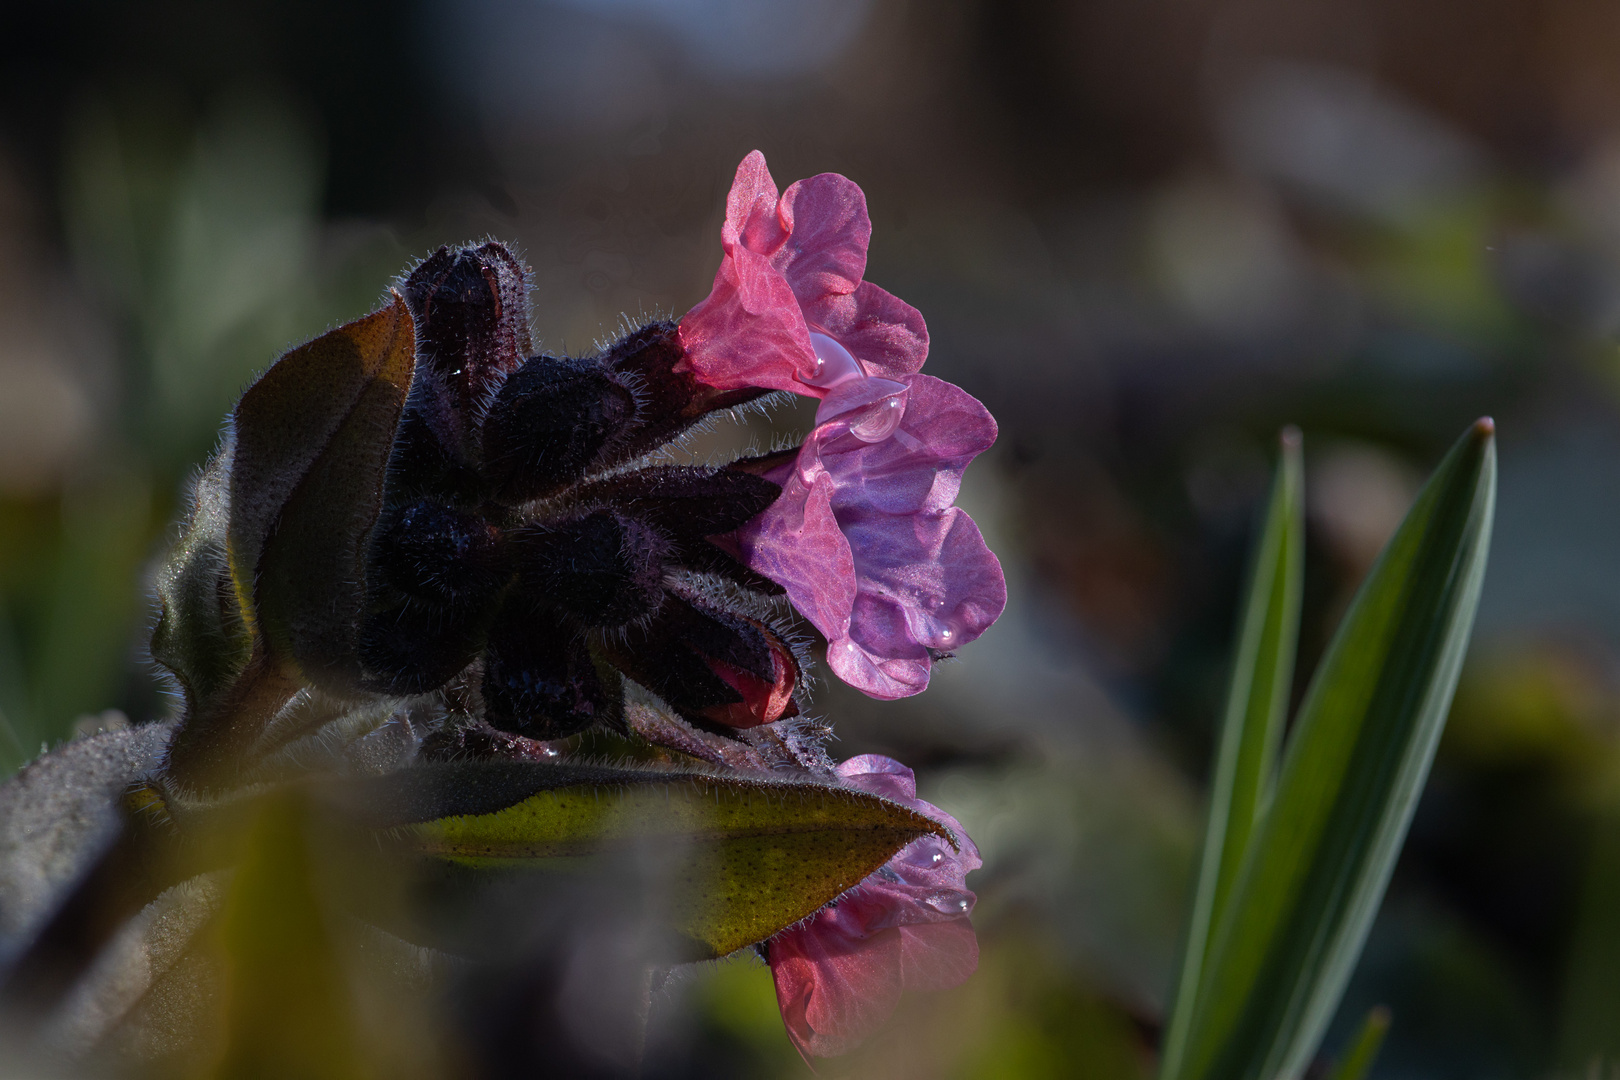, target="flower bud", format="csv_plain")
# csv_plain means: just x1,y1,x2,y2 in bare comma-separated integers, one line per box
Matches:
358,599,487,695
600,594,801,730
369,500,507,608
401,243,532,468
480,356,636,503
597,320,773,467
